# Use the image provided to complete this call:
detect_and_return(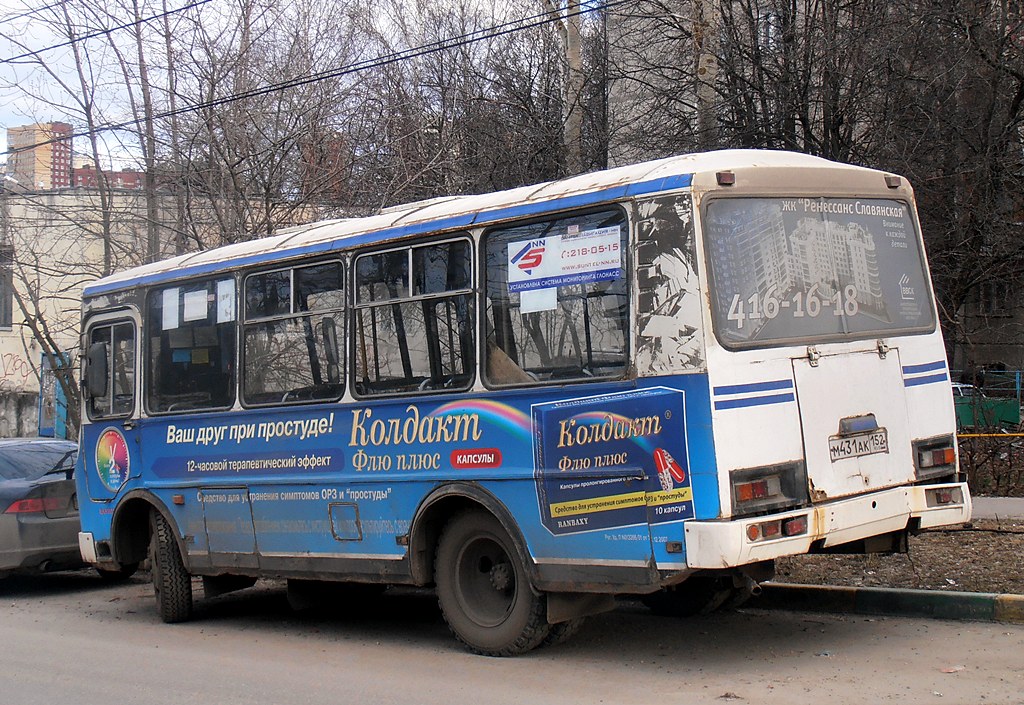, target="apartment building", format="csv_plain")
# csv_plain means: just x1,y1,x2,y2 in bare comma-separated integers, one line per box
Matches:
5,122,73,190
